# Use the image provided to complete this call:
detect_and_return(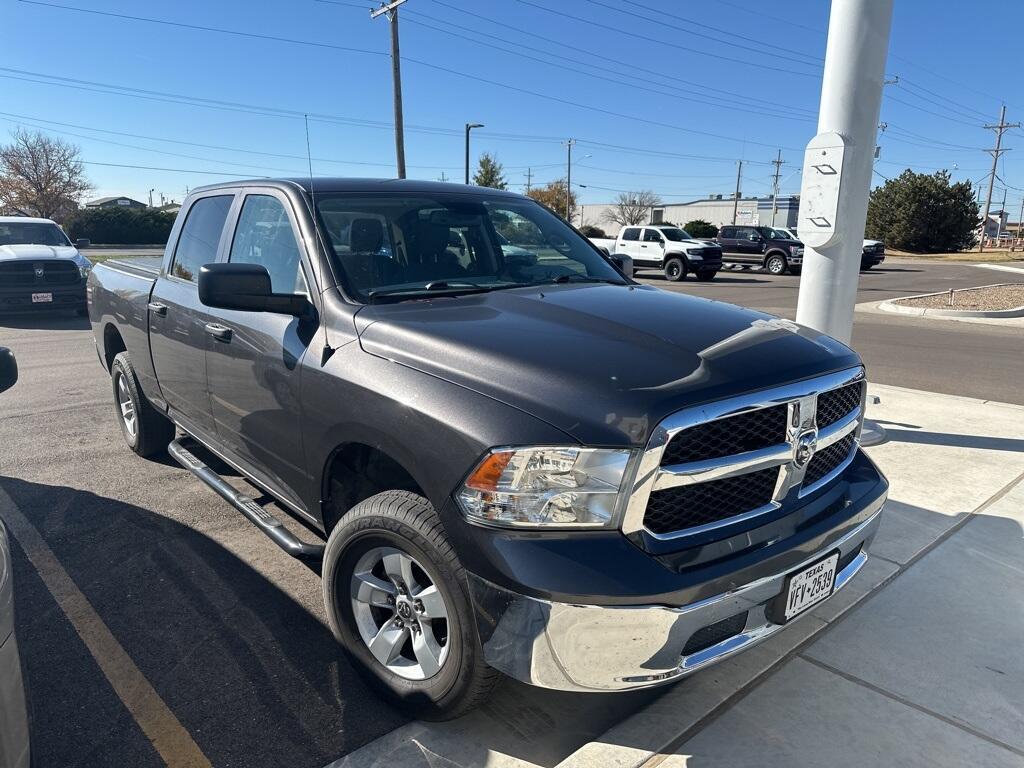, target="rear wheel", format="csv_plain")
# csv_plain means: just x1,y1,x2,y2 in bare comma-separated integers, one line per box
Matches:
665,257,685,282
695,270,718,281
861,262,874,271
322,491,499,720
765,253,788,275
111,352,175,457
